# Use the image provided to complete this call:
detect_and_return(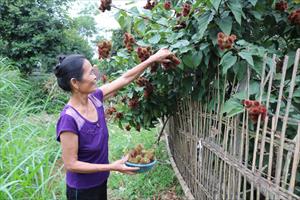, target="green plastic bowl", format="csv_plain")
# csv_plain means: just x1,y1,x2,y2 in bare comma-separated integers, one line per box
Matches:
125,160,157,173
